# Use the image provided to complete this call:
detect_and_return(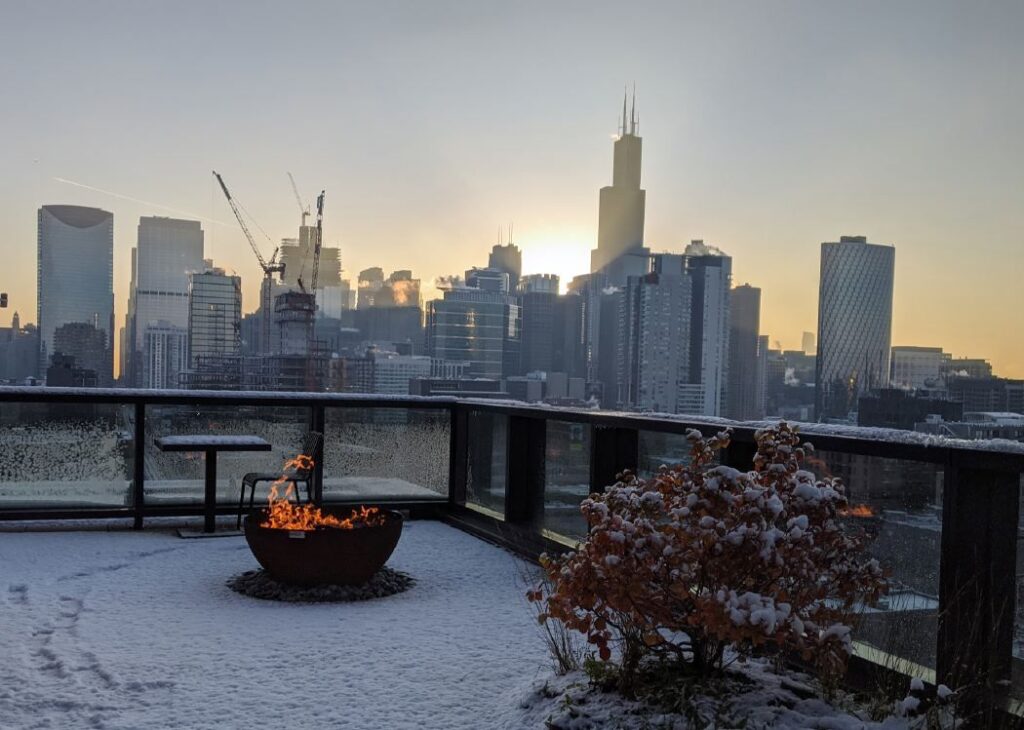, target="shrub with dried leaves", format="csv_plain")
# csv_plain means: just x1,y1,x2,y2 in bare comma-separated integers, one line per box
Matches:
527,422,888,687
